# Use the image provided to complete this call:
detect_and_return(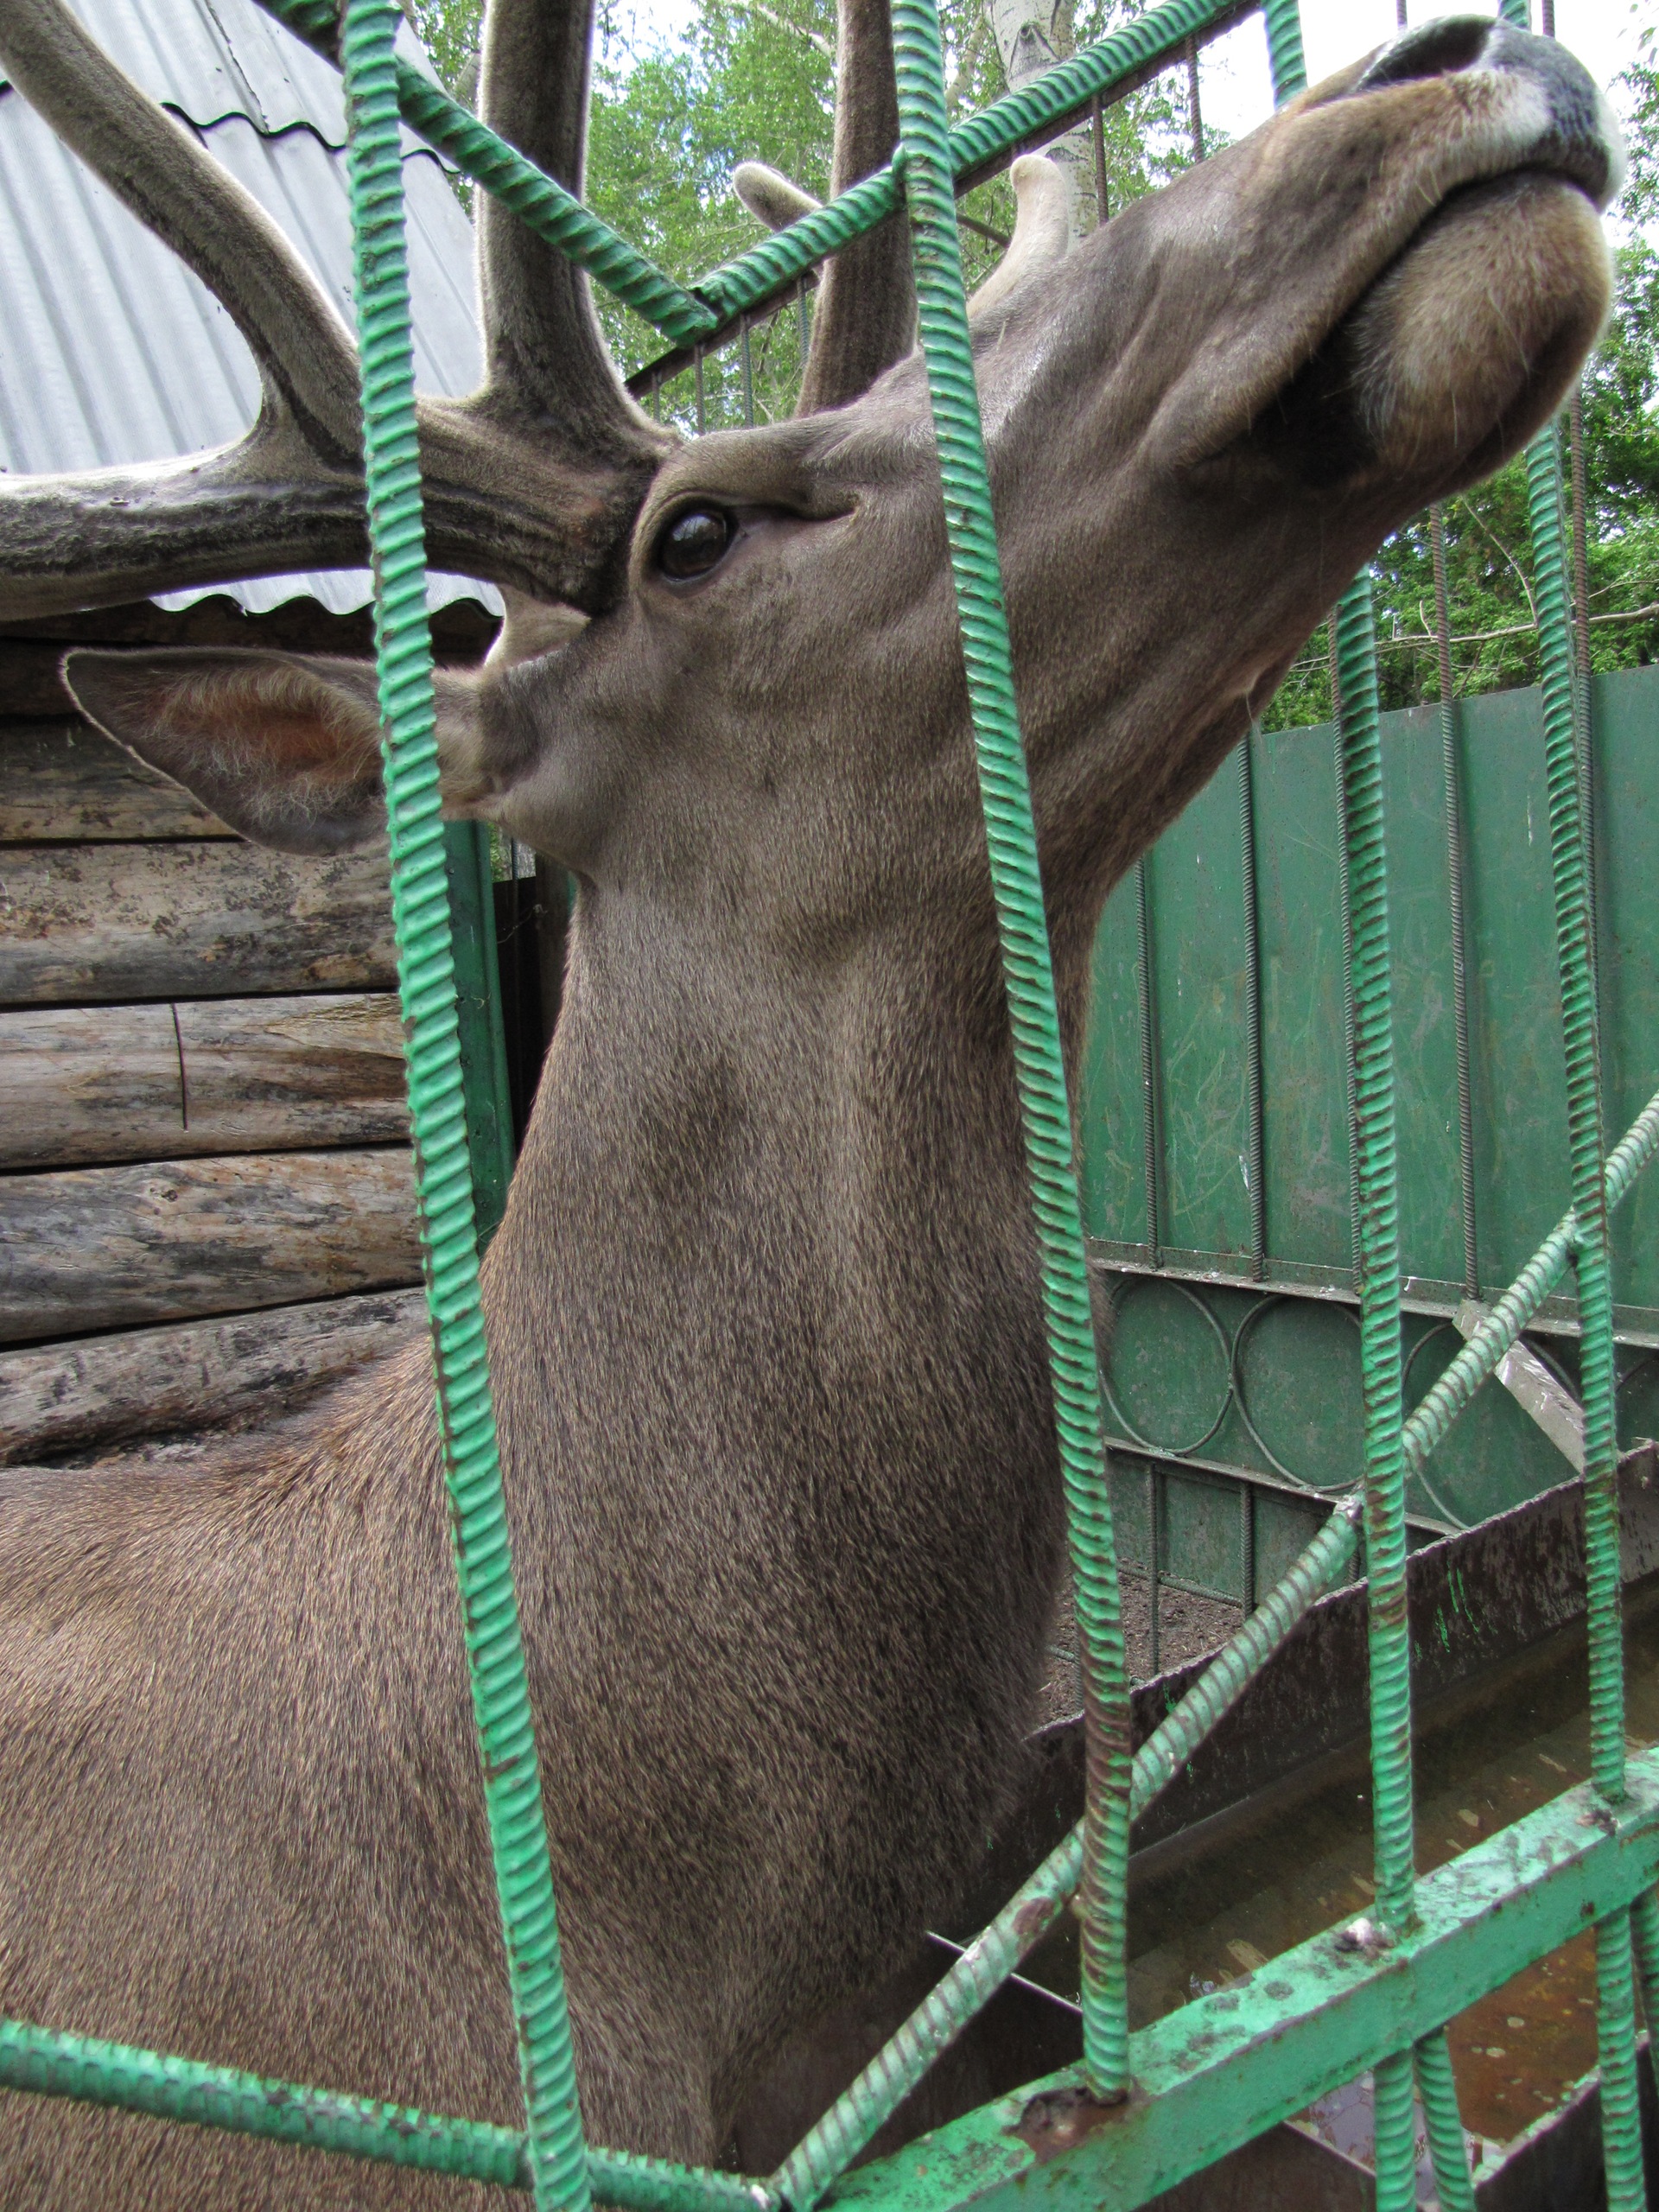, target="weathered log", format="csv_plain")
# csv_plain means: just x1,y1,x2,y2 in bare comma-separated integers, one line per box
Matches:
0,718,232,842
0,840,397,1005
0,1287,426,1463
0,995,410,1168
0,1148,420,1343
